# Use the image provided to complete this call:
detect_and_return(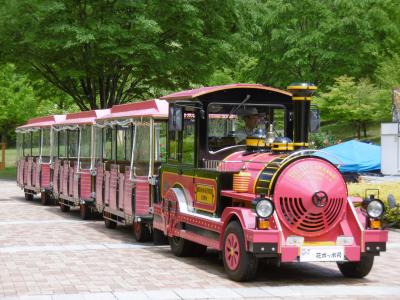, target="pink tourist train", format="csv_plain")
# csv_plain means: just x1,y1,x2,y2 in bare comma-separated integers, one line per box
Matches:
16,83,388,281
